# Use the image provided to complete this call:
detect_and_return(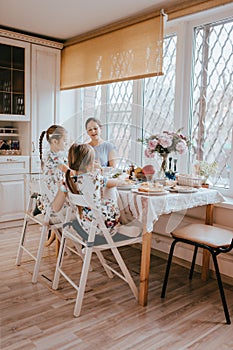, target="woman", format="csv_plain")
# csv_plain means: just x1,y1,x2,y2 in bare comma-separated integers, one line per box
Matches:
85,117,117,168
